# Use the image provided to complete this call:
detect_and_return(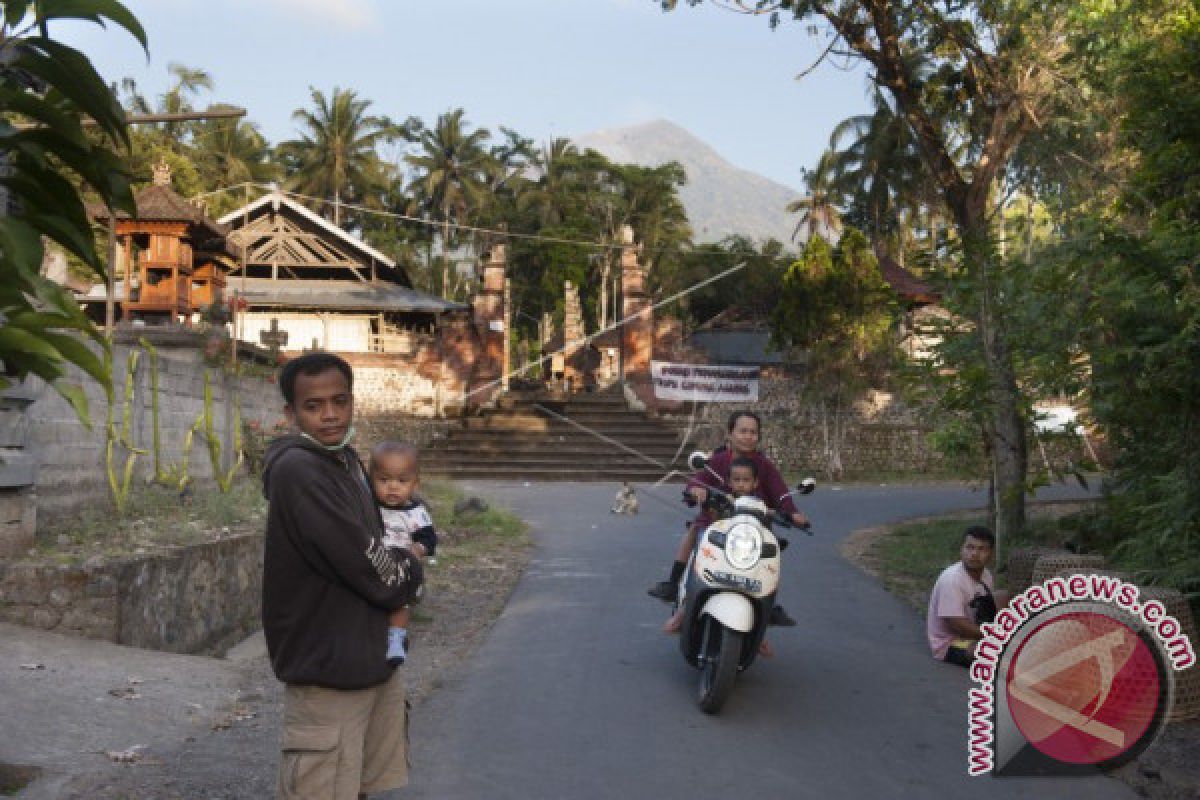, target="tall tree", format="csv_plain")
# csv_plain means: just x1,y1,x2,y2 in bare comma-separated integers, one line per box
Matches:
279,87,399,226
517,137,580,227
405,108,493,296
664,0,1072,540
786,148,843,243
160,62,212,145
192,106,279,216
827,86,926,254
